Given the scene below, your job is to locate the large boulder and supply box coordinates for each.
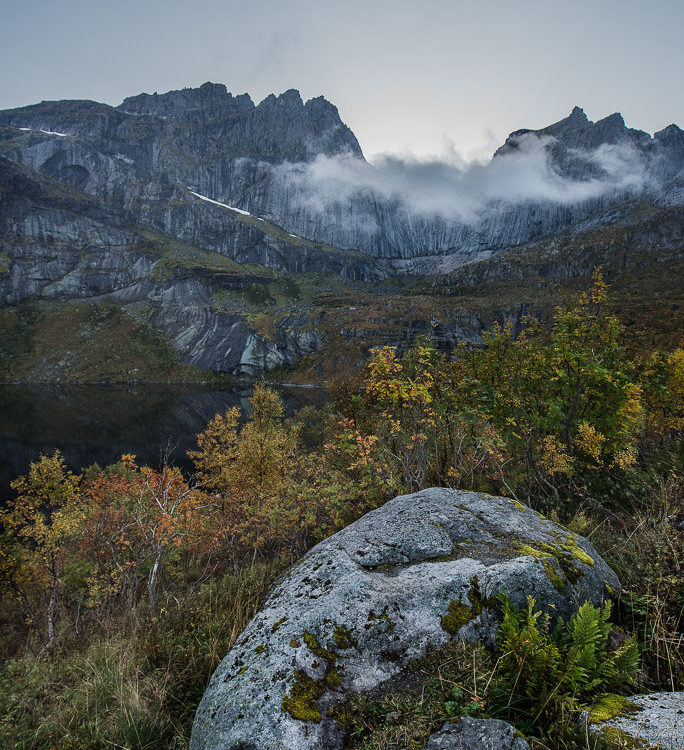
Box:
[190,488,620,750]
[583,692,684,749]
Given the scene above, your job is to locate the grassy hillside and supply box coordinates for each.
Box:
[0,301,218,383]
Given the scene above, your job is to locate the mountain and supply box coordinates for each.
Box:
[0,84,681,378]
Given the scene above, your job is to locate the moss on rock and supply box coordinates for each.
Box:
[333,625,357,650]
[303,632,338,664]
[271,616,288,633]
[542,558,566,592]
[589,694,640,724]
[441,600,475,635]
[281,670,325,723]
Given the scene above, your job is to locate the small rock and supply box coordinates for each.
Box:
[425,718,530,750]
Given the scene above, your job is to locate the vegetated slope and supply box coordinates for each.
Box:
[0,84,681,379]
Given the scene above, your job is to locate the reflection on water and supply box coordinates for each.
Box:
[0,383,326,498]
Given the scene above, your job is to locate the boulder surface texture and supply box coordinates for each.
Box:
[587,692,684,749]
[425,718,531,750]
[190,488,620,750]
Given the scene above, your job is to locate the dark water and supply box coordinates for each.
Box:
[0,383,326,498]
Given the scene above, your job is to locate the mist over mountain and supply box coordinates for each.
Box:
[0,83,681,375]
[274,105,680,220]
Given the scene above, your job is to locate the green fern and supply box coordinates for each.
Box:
[493,596,639,734]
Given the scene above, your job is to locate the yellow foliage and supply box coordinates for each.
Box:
[539,435,574,476]
[574,422,606,466]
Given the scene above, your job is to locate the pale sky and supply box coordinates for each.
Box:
[1,0,682,160]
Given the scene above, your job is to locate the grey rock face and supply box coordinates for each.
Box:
[2,87,682,376]
[425,718,530,750]
[585,692,684,749]
[190,488,619,750]
[0,158,330,375]
[1,88,681,270]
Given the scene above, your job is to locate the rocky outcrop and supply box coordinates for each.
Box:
[190,488,619,750]
[583,692,684,749]
[425,718,530,750]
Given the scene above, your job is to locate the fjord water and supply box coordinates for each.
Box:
[0,383,325,499]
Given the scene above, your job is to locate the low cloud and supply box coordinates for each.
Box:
[271,133,651,225]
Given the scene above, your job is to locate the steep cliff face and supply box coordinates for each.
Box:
[2,86,681,268]
[0,85,681,377]
[0,158,334,375]
[0,84,385,286]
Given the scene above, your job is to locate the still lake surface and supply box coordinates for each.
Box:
[0,383,326,498]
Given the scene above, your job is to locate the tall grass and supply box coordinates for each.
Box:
[575,471,683,691]
[0,559,287,749]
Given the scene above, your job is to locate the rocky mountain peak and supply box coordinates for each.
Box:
[118,82,254,117]
[569,105,588,121]
[304,95,346,128]
[549,105,591,133]
[257,88,304,113]
[654,122,683,146]
[591,112,629,142]
[494,106,659,160]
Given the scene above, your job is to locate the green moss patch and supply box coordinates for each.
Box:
[556,533,595,567]
[333,625,357,650]
[441,600,475,635]
[271,616,288,633]
[281,669,324,723]
[302,632,337,664]
[510,499,529,512]
[589,694,640,724]
[597,725,653,749]
[282,628,346,722]
[542,558,566,593]
[515,538,590,585]
[467,576,496,615]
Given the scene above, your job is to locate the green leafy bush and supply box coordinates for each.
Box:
[493,596,639,734]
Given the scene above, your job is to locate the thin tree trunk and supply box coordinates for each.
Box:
[46,554,58,655]
[147,550,163,609]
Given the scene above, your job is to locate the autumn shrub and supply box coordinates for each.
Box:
[0,451,85,655]
[345,271,681,517]
[189,383,386,563]
[344,337,508,496]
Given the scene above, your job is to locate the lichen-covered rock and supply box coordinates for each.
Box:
[584,692,683,749]
[190,488,620,750]
[425,718,530,750]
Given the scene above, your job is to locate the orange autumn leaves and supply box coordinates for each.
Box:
[0,383,383,651]
[0,451,206,649]
[189,384,380,560]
